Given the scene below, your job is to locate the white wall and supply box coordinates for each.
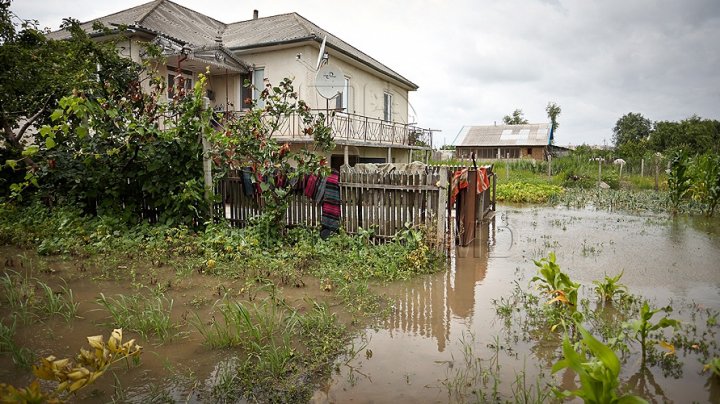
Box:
[234,44,411,124]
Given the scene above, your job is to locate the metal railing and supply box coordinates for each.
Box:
[217,110,433,148]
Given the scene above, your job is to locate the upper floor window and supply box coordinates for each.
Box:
[383,92,392,122]
[335,77,349,112]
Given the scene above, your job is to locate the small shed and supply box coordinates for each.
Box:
[455,123,553,161]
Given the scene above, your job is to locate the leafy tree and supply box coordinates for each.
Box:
[612,112,652,161]
[208,78,334,240]
[502,109,529,125]
[546,101,561,133]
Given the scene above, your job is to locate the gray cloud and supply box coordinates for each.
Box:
[10,0,720,147]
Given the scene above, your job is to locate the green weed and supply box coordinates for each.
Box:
[96,293,176,342]
[593,271,628,303]
[36,280,79,323]
[0,317,34,368]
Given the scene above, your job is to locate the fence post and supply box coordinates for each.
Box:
[202,98,213,220]
[436,167,448,251]
[641,158,645,177]
[598,159,602,188]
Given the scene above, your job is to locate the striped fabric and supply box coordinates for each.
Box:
[320,170,341,239]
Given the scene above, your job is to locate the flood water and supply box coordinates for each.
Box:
[315,206,720,403]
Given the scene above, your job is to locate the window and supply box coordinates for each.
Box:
[335,77,349,112]
[252,68,265,108]
[383,92,392,121]
[240,73,252,109]
[167,72,192,99]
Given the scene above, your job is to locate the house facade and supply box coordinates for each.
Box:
[454,123,553,161]
[48,0,432,169]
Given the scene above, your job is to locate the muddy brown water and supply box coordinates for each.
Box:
[314,206,720,403]
[1,206,719,403]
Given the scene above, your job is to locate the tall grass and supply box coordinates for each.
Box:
[96,293,176,342]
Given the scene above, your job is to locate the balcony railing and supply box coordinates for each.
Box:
[217,110,433,149]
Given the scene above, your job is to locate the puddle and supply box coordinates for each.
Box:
[316,206,720,403]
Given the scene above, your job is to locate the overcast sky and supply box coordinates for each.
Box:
[12,0,720,147]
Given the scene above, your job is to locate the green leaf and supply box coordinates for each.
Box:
[6,159,17,170]
[22,145,39,157]
[578,325,620,378]
[45,137,56,149]
[617,395,649,404]
[50,108,64,121]
[77,126,89,139]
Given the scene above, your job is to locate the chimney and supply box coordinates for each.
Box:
[253,10,259,19]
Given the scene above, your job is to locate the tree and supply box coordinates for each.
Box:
[612,112,652,161]
[502,109,529,125]
[208,77,334,241]
[546,102,561,133]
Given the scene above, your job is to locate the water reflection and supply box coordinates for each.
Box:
[385,218,496,352]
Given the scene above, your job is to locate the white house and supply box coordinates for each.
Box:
[49,0,432,169]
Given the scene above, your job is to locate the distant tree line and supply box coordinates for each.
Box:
[613,112,720,162]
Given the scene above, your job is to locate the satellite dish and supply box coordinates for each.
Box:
[315,64,344,99]
[315,36,327,70]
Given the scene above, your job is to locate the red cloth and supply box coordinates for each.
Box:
[450,168,469,205]
[477,167,490,193]
[304,174,318,198]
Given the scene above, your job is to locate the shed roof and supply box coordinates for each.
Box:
[456,123,552,147]
[47,0,418,90]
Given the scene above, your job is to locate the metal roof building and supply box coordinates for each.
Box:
[455,123,553,160]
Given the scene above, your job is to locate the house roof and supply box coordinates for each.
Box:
[47,0,418,90]
[456,123,553,147]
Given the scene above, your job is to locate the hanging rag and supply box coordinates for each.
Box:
[304,174,319,199]
[477,167,490,193]
[320,170,341,239]
[450,168,469,206]
[241,168,255,197]
[314,176,328,204]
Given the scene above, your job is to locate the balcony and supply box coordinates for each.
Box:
[217,110,433,149]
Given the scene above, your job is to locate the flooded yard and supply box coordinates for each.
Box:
[1,205,719,403]
[317,206,720,403]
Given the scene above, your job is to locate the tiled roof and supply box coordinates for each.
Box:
[456,124,552,147]
[47,0,418,90]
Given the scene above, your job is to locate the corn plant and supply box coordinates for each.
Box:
[593,271,628,303]
[689,153,720,216]
[552,324,647,404]
[667,150,691,212]
[531,252,580,317]
[623,302,679,366]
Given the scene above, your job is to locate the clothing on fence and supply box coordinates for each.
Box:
[241,168,255,197]
[314,176,328,204]
[450,168,469,206]
[320,170,341,239]
[304,174,319,198]
[477,167,490,193]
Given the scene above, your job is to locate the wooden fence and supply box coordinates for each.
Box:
[214,165,499,250]
[214,167,449,248]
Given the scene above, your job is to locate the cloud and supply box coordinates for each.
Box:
[10,0,720,147]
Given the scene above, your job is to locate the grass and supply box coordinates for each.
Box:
[36,280,79,323]
[0,316,34,368]
[192,296,349,402]
[96,293,176,342]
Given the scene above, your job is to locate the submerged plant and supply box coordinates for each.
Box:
[96,293,176,342]
[552,324,647,404]
[623,302,679,366]
[531,252,580,320]
[593,271,628,303]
